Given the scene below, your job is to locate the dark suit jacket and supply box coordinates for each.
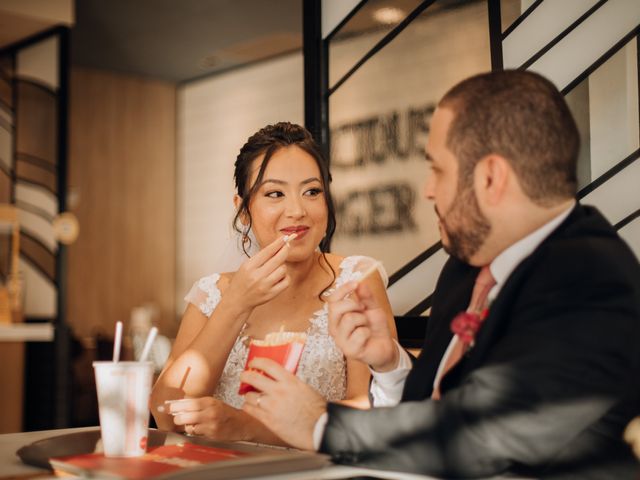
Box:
[321,205,640,479]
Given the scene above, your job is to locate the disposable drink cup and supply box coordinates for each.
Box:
[93,361,154,457]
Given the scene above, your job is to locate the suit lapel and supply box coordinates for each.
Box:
[402,258,478,401]
[441,205,589,390]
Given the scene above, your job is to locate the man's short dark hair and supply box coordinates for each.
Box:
[439,70,579,205]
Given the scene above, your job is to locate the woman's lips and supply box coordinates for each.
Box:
[281,227,309,240]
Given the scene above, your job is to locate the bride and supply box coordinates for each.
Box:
[150,122,395,445]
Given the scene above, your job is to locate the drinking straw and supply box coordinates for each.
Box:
[112,321,123,362]
[139,326,158,362]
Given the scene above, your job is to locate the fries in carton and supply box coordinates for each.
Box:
[239,328,306,395]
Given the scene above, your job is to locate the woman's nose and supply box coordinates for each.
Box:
[285,196,306,218]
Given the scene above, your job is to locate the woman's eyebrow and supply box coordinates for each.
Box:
[300,177,321,185]
[261,178,287,185]
[260,177,321,186]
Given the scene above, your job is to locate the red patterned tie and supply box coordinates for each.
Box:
[432,266,496,400]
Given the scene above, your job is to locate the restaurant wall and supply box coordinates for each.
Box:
[176,54,303,313]
[67,67,176,339]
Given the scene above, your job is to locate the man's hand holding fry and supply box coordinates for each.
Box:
[328,281,398,372]
[241,358,326,450]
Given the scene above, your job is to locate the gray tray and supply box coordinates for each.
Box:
[16,427,330,479]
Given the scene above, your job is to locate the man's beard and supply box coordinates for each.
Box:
[436,183,491,263]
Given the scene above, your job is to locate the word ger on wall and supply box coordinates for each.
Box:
[331,104,435,237]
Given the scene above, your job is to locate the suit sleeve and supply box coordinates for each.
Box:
[320,240,640,478]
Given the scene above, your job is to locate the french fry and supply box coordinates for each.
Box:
[355,261,382,285]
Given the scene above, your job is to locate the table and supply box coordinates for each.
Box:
[0,427,528,479]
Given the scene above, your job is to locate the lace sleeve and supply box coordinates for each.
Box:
[184,273,222,317]
[336,256,389,288]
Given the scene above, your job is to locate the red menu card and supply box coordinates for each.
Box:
[51,443,249,479]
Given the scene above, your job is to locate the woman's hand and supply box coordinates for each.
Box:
[222,235,293,314]
[163,397,250,440]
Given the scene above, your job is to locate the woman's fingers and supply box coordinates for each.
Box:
[258,240,291,276]
[172,411,203,426]
[162,397,211,415]
[249,235,288,267]
[263,264,288,287]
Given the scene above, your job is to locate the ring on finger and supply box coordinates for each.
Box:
[256,393,264,408]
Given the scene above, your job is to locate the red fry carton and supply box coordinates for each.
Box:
[238,331,306,395]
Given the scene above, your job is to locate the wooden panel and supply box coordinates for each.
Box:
[21,231,55,281]
[0,170,10,203]
[0,342,24,433]
[0,77,11,109]
[15,158,57,194]
[67,68,176,339]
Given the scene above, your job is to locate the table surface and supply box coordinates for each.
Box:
[0,427,528,480]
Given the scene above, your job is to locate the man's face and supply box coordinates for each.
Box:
[423,107,490,263]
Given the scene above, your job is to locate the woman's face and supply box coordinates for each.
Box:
[245,145,328,261]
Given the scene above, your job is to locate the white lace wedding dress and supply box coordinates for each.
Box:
[184,255,387,409]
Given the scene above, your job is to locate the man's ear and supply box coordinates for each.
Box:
[234,194,249,226]
[475,154,509,206]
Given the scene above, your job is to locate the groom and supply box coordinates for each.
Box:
[240,70,640,478]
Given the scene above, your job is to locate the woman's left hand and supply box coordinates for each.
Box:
[165,396,247,440]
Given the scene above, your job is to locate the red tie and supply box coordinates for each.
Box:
[432,266,496,400]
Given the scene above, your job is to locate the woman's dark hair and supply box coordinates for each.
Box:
[232,122,336,297]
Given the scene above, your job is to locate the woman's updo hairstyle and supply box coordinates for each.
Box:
[233,122,336,256]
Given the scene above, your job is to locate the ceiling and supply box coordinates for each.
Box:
[3,0,482,84]
[70,0,303,83]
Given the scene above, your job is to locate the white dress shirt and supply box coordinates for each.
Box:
[313,202,576,449]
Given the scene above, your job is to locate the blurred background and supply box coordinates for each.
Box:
[0,0,638,433]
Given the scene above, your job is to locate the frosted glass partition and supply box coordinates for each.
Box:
[328,0,424,89]
[327,0,490,276]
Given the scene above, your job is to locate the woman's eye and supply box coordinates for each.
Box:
[265,191,284,198]
[304,188,323,197]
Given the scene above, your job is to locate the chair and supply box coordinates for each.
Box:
[0,204,23,323]
[395,315,429,350]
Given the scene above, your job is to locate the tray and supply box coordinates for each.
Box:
[16,427,330,479]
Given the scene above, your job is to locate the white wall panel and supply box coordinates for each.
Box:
[322,0,362,39]
[20,258,56,316]
[582,159,640,227]
[619,217,640,260]
[387,248,448,315]
[527,0,640,91]
[17,207,57,252]
[15,183,58,218]
[589,41,639,178]
[0,126,11,171]
[16,36,59,89]
[503,0,599,69]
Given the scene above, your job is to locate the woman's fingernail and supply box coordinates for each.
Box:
[157,405,166,413]
[283,233,298,244]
